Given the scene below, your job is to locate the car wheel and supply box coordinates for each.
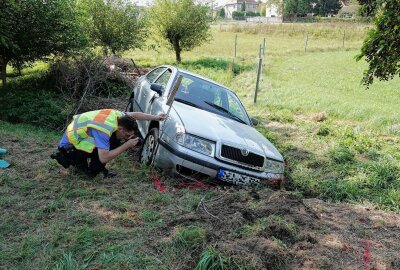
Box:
[140,127,159,166]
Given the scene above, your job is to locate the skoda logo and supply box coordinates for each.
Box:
[241,148,249,156]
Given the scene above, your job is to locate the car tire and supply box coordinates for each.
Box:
[140,127,159,166]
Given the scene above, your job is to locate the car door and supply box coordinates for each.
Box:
[138,68,173,134]
[133,67,166,113]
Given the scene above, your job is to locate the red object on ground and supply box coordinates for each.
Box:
[174,179,208,190]
[362,239,372,270]
[152,174,167,192]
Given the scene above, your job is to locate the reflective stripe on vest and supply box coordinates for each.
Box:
[66,109,123,153]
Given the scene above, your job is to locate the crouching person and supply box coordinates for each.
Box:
[51,109,167,178]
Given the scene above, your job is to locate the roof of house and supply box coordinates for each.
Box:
[225,0,259,5]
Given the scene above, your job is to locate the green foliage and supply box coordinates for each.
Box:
[283,0,312,17]
[356,0,400,86]
[260,4,266,16]
[317,124,331,136]
[283,0,341,17]
[313,0,342,16]
[175,226,206,248]
[0,0,87,88]
[149,0,211,63]
[195,246,232,270]
[83,0,147,55]
[329,144,355,164]
[217,8,225,18]
[358,0,383,17]
[232,11,246,20]
[0,84,66,130]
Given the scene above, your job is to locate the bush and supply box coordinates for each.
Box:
[0,76,67,130]
[49,53,132,100]
[232,11,245,20]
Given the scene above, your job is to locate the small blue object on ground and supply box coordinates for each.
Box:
[0,148,7,155]
[0,160,10,168]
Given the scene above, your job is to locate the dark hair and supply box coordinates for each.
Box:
[118,115,138,133]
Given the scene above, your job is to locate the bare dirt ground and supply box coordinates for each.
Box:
[173,190,400,269]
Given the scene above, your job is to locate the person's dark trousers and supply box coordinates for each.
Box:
[55,133,121,178]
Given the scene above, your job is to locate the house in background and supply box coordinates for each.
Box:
[224,0,260,19]
[265,0,283,22]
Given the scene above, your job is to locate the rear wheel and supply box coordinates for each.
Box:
[140,128,159,166]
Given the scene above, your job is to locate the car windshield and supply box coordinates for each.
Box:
[174,73,250,125]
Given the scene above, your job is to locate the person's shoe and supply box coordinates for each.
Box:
[103,170,118,178]
[51,152,70,169]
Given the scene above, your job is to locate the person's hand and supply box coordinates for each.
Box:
[125,137,140,148]
[156,113,168,121]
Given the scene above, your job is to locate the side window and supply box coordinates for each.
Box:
[154,69,172,90]
[146,68,166,83]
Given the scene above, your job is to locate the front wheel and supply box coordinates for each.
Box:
[140,128,159,166]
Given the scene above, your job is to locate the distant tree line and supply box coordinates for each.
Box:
[282,0,342,18]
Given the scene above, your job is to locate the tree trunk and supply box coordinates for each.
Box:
[0,56,7,90]
[174,41,181,63]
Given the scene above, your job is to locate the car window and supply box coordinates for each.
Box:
[174,73,249,125]
[154,69,172,90]
[146,68,166,83]
[227,92,247,121]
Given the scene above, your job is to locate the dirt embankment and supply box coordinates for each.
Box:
[168,189,400,269]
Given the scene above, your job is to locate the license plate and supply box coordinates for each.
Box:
[217,169,260,185]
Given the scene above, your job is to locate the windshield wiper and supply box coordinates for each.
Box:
[175,98,200,108]
[204,101,247,124]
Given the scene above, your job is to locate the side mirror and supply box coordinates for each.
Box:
[150,83,163,96]
[250,117,259,126]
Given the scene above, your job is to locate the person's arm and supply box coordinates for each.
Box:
[98,138,139,164]
[126,112,167,121]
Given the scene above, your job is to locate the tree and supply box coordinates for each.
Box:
[0,0,87,89]
[283,0,312,18]
[241,1,246,11]
[217,8,226,18]
[358,0,383,17]
[260,4,266,16]
[312,0,342,16]
[83,0,147,55]
[356,0,400,86]
[149,0,211,63]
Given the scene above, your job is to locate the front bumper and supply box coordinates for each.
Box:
[155,139,284,185]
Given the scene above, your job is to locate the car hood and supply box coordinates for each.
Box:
[173,102,283,162]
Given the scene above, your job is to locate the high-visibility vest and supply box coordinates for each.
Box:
[66,109,124,153]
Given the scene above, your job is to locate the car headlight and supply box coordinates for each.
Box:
[175,133,215,156]
[265,159,284,174]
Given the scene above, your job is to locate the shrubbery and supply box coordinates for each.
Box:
[0,54,134,130]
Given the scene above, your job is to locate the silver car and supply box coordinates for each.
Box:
[129,65,284,185]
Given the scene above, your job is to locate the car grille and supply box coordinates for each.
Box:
[220,145,264,170]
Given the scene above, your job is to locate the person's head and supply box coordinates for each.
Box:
[116,115,139,140]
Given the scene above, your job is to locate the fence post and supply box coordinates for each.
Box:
[305,32,309,53]
[234,34,237,58]
[263,38,266,57]
[254,45,263,104]
[342,30,346,49]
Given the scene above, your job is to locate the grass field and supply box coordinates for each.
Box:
[1,22,400,269]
